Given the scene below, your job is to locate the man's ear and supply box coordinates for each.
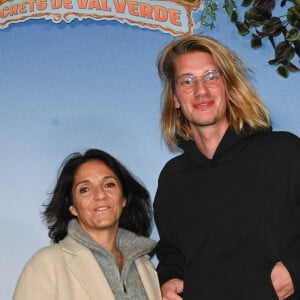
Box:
[69,205,78,217]
[174,95,181,108]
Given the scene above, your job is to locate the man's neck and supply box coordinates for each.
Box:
[191,121,229,159]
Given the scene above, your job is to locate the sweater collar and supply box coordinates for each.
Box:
[67,219,156,261]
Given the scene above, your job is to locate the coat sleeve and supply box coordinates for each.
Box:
[13,249,57,300]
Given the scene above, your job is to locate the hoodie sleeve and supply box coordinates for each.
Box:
[279,134,300,294]
[154,221,185,285]
[154,168,185,286]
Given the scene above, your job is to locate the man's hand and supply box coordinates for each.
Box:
[161,278,184,300]
[271,261,294,300]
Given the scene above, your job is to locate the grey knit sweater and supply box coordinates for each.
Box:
[68,219,156,300]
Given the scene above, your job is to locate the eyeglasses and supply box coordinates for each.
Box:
[175,70,220,91]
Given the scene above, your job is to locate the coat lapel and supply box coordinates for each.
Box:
[61,236,115,300]
[135,256,162,300]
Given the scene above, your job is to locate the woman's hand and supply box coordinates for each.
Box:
[271,261,294,300]
[161,278,184,300]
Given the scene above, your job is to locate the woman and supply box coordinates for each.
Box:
[13,149,161,300]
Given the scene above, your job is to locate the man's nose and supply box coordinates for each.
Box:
[194,78,209,96]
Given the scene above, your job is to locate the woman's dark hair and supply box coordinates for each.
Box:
[43,149,152,243]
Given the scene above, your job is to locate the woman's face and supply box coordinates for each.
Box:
[70,160,126,236]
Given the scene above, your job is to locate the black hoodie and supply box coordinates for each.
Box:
[154,126,300,299]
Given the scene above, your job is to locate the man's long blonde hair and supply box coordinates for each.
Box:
[158,35,271,145]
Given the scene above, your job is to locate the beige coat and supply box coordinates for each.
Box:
[13,235,162,300]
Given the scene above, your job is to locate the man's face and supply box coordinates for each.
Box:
[173,51,228,131]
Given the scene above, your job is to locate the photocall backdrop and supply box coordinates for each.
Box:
[1,1,299,298]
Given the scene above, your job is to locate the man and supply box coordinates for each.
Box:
[154,35,300,300]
